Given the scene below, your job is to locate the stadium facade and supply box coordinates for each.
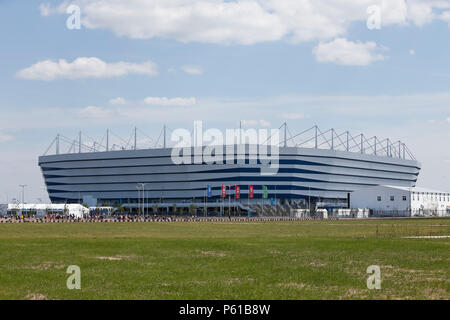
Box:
[39,127,421,211]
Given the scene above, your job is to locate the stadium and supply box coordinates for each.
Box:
[38,124,421,214]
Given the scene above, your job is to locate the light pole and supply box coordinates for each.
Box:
[19,185,27,216]
[19,185,27,204]
[137,183,148,216]
[308,186,311,216]
[228,184,231,218]
[136,186,141,215]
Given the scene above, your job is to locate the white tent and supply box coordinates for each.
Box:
[7,203,89,218]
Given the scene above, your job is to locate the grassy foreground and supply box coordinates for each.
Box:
[0,219,449,300]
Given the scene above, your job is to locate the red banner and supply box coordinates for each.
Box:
[235,186,240,199]
[249,185,254,199]
[221,184,227,198]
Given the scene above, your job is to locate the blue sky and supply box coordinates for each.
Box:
[0,0,449,202]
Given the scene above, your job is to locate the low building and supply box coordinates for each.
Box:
[7,203,89,218]
[350,185,450,217]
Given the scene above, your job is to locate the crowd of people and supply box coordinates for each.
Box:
[0,214,336,223]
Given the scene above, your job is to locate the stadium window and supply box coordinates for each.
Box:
[377,196,381,201]
[403,196,407,201]
[390,196,394,201]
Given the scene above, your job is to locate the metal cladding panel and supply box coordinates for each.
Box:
[39,146,421,203]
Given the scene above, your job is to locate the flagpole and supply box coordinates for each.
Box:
[234,184,236,217]
[261,186,263,217]
[228,184,231,218]
[248,186,250,217]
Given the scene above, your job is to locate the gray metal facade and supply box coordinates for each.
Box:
[39,145,421,206]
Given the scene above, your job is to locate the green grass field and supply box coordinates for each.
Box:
[0,219,449,300]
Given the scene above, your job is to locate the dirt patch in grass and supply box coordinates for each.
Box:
[277,282,308,290]
[26,293,47,300]
[197,250,227,257]
[224,277,255,285]
[28,262,65,270]
[309,261,327,267]
[424,287,449,300]
[340,288,369,299]
[96,256,123,261]
[96,254,138,261]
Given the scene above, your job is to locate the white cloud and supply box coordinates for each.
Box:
[181,65,203,75]
[17,57,158,81]
[440,11,450,25]
[77,106,114,119]
[280,112,307,120]
[41,1,450,45]
[39,3,52,16]
[0,132,13,143]
[409,49,416,55]
[407,1,435,26]
[240,120,271,128]
[144,97,197,106]
[313,38,386,66]
[39,2,68,16]
[447,117,450,123]
[259,120,271,127]
[109,97,127,105]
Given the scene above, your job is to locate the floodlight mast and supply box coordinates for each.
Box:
[163,125,166,148]
[134,127,137,150]
[19,184,27,209]
[137,183,149,216]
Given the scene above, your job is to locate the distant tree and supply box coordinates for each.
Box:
[117,203,125,215]
[172,203,177,215]
[189,204,196,216]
